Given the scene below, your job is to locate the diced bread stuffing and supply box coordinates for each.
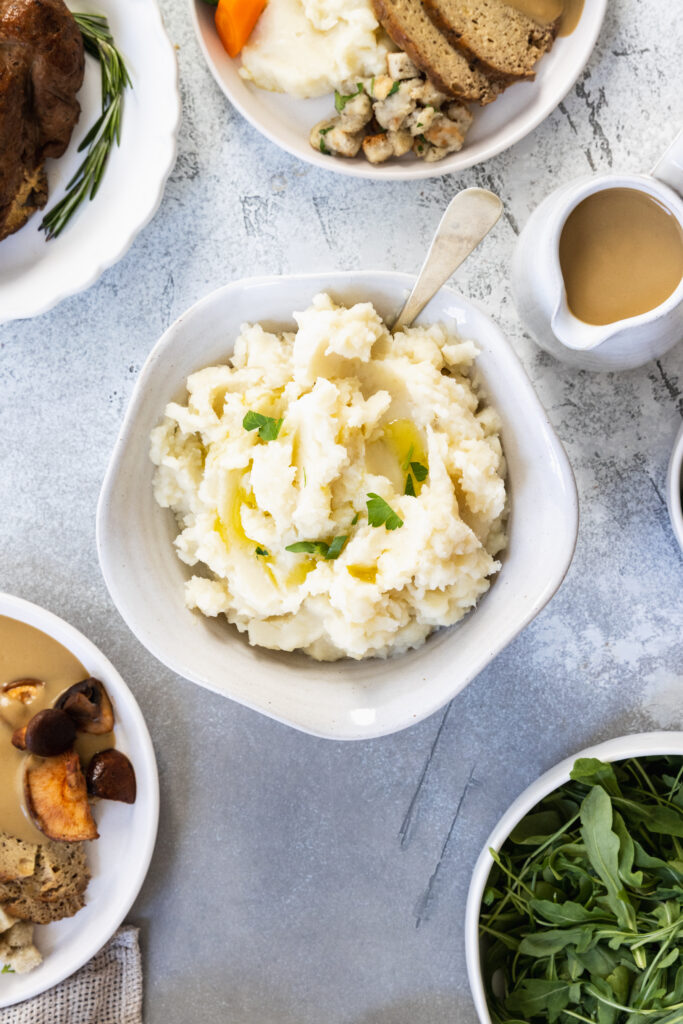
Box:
[310,49,472,164]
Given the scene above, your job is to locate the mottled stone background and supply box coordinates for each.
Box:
[1,1,682,1021]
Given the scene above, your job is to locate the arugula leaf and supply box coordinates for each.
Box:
[571,757,622,797]
[580,786,637,931]
[242,411,283,441]
[255,546,269,558]
[366,493,403,530]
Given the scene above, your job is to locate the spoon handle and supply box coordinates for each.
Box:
[392,188,503,332]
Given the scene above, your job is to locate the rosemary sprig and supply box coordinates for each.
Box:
[40,13,131,240]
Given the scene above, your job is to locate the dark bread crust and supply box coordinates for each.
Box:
[423,0,558,80]
[0,0,84,240]
[371,0,508,104]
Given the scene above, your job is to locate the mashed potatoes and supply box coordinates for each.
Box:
[239,0,390,98]
[150,294,507,661]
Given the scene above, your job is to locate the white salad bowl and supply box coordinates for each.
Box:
[0,592,159,1008]
[190,0,607,180]
[465,731,683,1024]
[667,421,683,553]
[96,271,578,740]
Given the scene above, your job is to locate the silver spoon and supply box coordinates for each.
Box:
[392,187,503,332]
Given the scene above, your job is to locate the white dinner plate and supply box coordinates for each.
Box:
[0,593,159,1008]
[0,0,180,325]
[190,0,607,180]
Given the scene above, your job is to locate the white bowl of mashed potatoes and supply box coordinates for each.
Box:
[97,272,578,739]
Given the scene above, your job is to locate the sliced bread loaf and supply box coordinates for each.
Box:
[371,0,506,104]
[423,0,558,79]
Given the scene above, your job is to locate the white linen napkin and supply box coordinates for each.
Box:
[0,926,142,1024]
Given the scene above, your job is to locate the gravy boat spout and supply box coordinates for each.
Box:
[550,297,623,352]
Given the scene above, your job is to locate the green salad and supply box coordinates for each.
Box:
[480,756,683,1024]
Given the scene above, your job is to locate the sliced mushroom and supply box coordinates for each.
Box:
[24,708,76,757]
[55,678,114,735]
[86,749,137,804]
[0,678,44,730]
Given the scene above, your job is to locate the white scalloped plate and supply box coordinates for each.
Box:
[190,0,606,180]
[0,593,159,1008]
[0,0,180,324]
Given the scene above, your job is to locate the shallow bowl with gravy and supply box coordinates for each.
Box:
[0,593,158,1009]
[96,270,578,741]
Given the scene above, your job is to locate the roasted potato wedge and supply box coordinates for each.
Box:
[24,751,99,842]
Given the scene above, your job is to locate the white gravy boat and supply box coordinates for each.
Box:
[512,129,683,371]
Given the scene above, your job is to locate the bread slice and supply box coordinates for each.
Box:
[0,840,89,922]
[423,0,558,79]
[0,833,38,883]
[371,0,507,104]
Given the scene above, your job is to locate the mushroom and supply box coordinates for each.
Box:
[86,749,136,804]
[55,677,114,735]
[23,708,76,757]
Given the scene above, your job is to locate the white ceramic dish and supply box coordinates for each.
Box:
[190,0,606,180]
[0,593,159,1009]
[97,271,578,740]
[668,421,683,553]
[465,732,683,1024]
[0,0,180,325]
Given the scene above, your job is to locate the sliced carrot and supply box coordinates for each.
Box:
[215,0,266,58]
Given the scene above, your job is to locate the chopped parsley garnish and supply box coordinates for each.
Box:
[242,411,283,441]
[366,493,403,531]
[319,125,333,134]
[255,546,270,558]
[410,461,428,482]
[320,139,330,154]
[1,965,14,974]
[351,512,360,525]
[388,80,400,96]
[286,536,348,560]
[334,83,363,112]
[405,474,416,497]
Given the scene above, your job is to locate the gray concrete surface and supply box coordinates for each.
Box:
[1,0,682,1020]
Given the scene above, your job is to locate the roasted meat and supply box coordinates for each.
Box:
[0,0,84,241]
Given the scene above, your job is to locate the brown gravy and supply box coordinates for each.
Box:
[0,616,114,845]
[559,188,683,327]
[506,0,584,35]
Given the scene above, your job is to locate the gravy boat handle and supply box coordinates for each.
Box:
[652,127,683,197]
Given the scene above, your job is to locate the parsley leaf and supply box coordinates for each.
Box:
[242,411,283,441]
[410,461,428,482]
[1,965,14,974]
[351,512,360,525]
[255,546,269,558]
[286,536,348,560]
[334,83,363,112]
[366,493,403,530]
[325,535,348,560]
[405,474,416,497]
[286,541,326,556]
[388,80,400,96]
[401,444,415,472]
